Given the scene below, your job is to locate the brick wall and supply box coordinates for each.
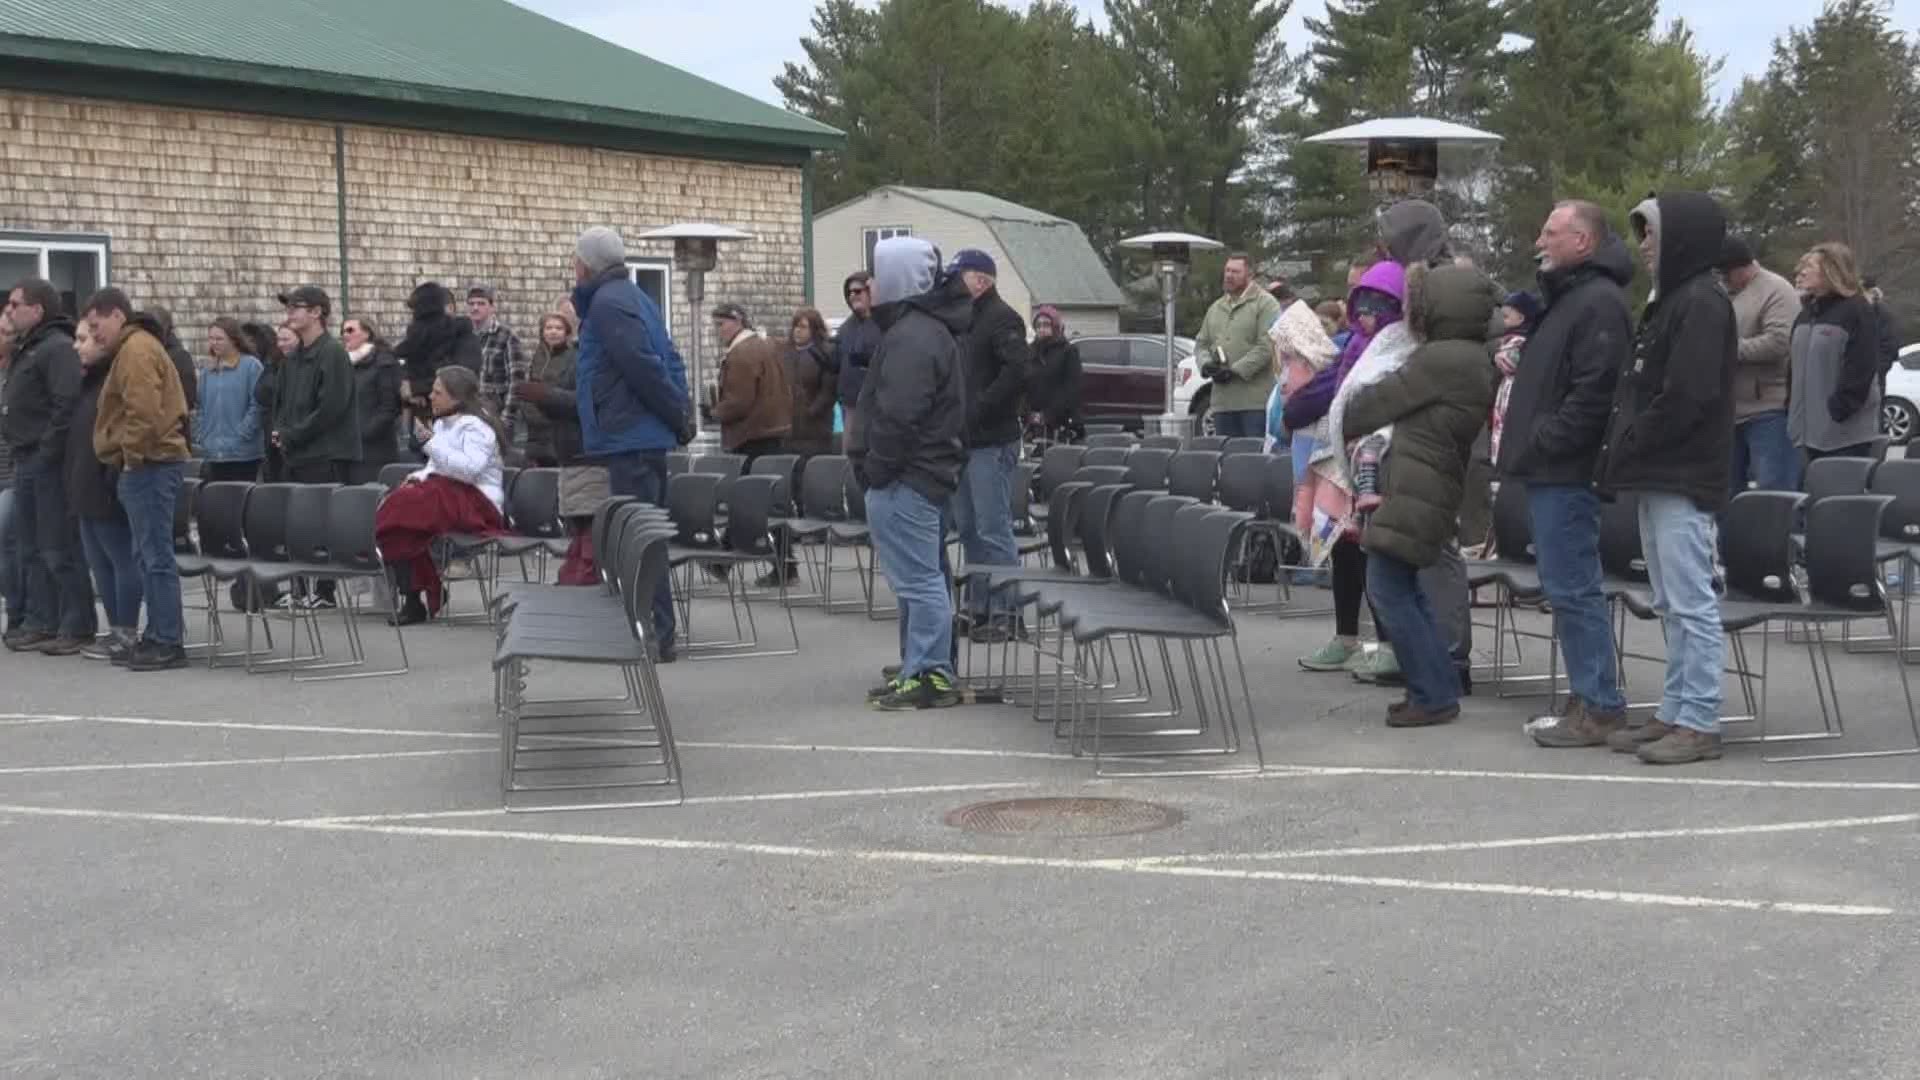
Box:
[0,90,807,383]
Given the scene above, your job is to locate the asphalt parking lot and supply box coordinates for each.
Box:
[3,579,1918,1078]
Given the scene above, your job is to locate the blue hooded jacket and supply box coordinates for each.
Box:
[194,354,265,463]
[571,267,690,455]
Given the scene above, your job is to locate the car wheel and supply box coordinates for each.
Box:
[1188,387,1214,436]
[1883,398,1917,447]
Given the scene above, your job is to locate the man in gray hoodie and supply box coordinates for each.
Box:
[849,236,972,711]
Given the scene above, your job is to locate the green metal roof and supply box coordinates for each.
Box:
[874,187,1126,309]
[0,0,841,156]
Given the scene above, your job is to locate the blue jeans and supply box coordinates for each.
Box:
[1366,550,1460,710]
[78,515,143,630]
[1212,409,1266,439]
[14,454,97,638]
[1638,492,1723,734]
[1730,410,1801,496]
[117,462,186,648]
[0,487,18,628]
[867,482,954,680]
[1528,484,1625,712]
[599,450,675,654]
[949,442,1019,617]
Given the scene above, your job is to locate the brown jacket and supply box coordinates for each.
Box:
[94,326,190,469]
[712,330,791,450]
[785,341,838,454]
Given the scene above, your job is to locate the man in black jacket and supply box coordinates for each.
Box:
[945,249,1029,640]
[2,278,96,654]
[271,285,360,609]
[1598,192,1738,766]
[1501,200,1635,749]
[850,236,971,711]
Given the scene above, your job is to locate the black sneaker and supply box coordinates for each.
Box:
[870,672,961,711]
[303,593,339,611]
[3,628,52,652]
[34,634,93,657]
[124,642,189,672]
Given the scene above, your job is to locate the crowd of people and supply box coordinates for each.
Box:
[0,205,1908,759]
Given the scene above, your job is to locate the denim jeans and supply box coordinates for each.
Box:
[1366,550,1460,710]
[0,487,18,628]
[1730,410,1802,496]
[79,515,143,630]
[867,482,954,680]
[1527,484,1625,712]
[14,454,97,637]
[1212,409,1266,439]
[117,462,186,648]
[949,442,1019,617]
[1638,491,1723,734]
[599,450,676,653]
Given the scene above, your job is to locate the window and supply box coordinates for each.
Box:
[1077,339,1126,368]
[862,226,913,273]
[0,232,109,317]
[625,258,673,335]
[1129,339,1177,369]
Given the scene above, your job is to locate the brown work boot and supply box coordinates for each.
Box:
[1607,718,1674,754]
[1638,726,1723,765]
[1387,701,1460,728]
[1528,698,1627,748]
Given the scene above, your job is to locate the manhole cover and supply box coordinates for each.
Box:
[944,797,1182,838]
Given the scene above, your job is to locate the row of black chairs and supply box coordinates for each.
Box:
[1081,433,1267,456]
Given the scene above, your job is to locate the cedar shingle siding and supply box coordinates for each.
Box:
[0,90,806,367]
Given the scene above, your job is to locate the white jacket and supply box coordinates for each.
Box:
[410,413,505,511]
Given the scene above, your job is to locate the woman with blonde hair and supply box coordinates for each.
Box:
[512,311,610,584]
[1788,241,1881,463]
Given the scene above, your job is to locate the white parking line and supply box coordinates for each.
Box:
[1137,813,1920,865]
[0,713,490,740]
[1263,763,1920,793]
[0,748,493,776]
[0,801,1893,918]
[299,780,1048,823]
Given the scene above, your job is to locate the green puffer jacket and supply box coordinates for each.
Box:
[1344,264,1500,569]
[1194,285,1283,413]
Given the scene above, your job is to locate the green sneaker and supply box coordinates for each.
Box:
[871,672,961,711]
[1351,645,1400,684]
[1299,638,1361,672]
[867,677,900,702]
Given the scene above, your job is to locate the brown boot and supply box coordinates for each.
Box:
[1528,698,1627,748]
[1607,718,1674,754]
[1638,726,1723,765]
[1387,702,1460,728]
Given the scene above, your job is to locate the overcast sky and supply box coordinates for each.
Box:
[518,0,1914,110]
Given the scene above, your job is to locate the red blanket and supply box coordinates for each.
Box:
[375,474,506,614]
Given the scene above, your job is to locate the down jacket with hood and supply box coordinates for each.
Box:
[849,236,971,503]
[1595,192,1737,512]
[1344,264,1501,569]
[1495,233,1636,486]
[394,282,483,397]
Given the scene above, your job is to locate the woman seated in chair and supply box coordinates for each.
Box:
[374,365,507,625]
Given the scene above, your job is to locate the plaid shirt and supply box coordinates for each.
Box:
[474,321,526,434]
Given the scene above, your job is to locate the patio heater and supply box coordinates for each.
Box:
[1301,116,1502,205]
[1118,231,1222,439]
[638,223,755,457]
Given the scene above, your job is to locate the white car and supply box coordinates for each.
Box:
[1883,343,1920,446]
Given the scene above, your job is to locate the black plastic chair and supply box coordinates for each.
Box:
[1083,446,1131,469]
[1214,454,1269,516]
[1035,445,1089,506]
[1184,435,1229,453]
[668,473,800,659]
[1166,451,1222,502]
[750,454,802,516]
[775,455,851,608]
[377,462,415,490]
[1085,433,1134,450]
[1122,447,1176,491]
[667,451,691,477]
[1139,435,1183,451]
[1222,437,1265,457]
[490,468,568,583]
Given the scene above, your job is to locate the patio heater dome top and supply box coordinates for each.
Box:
[1119,231,1226,251]
[638,223,757,240]
[1301,117,1502,147]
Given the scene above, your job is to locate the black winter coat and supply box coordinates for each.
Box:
[1028,336,1083,426]
[1496,238,1635,486]
[352,348,403,468]
[395,285,483,399]
[959,287,1029,447]
[1596,192,1737,513]
[851,277,972,503]
[272,332,361,466]
[2,317,81,459]
[63,361,121,522]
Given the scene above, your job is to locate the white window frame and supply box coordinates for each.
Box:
[862,225,913,272]
[625,257,673,335]
[0,231,110,314]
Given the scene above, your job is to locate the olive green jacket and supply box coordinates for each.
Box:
[1194,284,1283,413]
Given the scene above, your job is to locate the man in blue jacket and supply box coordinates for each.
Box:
[571,226,692,660]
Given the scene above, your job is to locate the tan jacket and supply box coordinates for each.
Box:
[94,326,190,469]
[1730,265,1799,420]
[712,330,792,450]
